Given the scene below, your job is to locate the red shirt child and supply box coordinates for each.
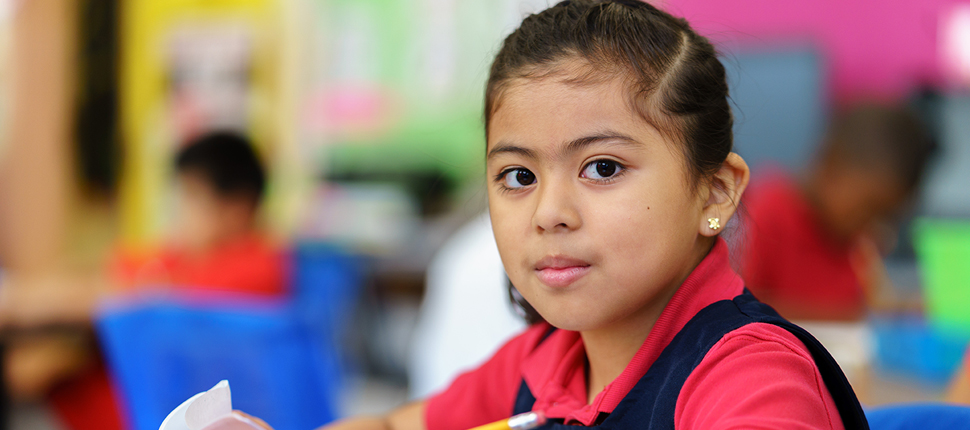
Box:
[111,233,289,297]
[426,240,844,430]
[740,171,869,321]
[51,132,288,430]
[741,102,935,321]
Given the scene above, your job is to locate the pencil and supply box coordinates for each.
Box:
[468,412,546,430]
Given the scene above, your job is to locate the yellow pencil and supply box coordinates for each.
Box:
[468,412,547,430]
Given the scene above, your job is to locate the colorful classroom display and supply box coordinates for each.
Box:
[120,0,306,248]
[915,219,970,337]
[119,0,554,249]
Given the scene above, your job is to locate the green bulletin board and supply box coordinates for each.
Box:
[308,0,538,188]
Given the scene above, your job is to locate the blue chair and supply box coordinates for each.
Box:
[97,244,363,430]
[869,313,969,386]
[866,403,970,429]
[291,242,365,348]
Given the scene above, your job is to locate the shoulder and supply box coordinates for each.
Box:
[107,245,176,289]
[675,323,844,430]
[707,322,816,361]
[425,323,552,430]
[474,322,554,371]
[232,233,288,260]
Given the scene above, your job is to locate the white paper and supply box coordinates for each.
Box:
[185,381,233,429]
[160,393,205,430]
[160,381,264,430]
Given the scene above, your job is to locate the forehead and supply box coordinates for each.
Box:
[486,75,669,155]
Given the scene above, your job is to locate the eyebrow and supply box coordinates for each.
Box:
[486,144,538,161]
[561,132,642,156]
[487,132,642,161]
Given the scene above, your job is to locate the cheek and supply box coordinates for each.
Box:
[488,193,546,293]
[587,180,700,265]
[587,202,658,264]
[590,179,696,232]
[489,200,528,265]
[178,199,219,240]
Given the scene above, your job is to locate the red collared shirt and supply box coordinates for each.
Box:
[112,233,290,297]
[426,239,844,429]
[740,170,867,320]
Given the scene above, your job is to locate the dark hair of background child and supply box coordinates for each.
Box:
[175,132,267,206]
[485,0,734,324]
[821,103,937,194]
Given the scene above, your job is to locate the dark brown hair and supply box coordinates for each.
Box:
[820,102,936,193]
[486,0,733,190]
[176,132,267,206]
[487,0,734,324]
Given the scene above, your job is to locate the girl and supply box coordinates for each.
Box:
[251,0,868,428]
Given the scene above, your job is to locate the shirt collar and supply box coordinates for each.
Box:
[521,238,745,425]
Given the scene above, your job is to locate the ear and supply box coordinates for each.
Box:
[699,152,749,237]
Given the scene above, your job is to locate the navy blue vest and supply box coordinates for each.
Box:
[512,290,869,429]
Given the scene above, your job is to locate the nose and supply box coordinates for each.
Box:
[532,178,582,233]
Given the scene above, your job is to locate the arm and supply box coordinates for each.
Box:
[852,234,895,313]
[242,323,545,430]
[318,402,427,430]
[854,227,920,314]
[676,324,845,430]
[238,401,427,430]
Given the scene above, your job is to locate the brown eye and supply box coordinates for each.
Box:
[582,159,622,180]
[503,168,536,188]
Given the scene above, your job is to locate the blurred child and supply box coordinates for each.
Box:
[245,1,867,428]
[741,104,935,321]
[112,131,289,297]
[6,132,289,430]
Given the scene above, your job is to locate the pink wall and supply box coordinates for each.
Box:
[665,0,965,102]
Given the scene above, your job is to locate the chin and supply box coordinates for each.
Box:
[535,307,606,332]
[546,320,592,332]
[520,289,597,331]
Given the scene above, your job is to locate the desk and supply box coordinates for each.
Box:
[797,319,960,407]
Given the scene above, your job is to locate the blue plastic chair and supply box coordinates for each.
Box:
[866,403,970,429]
[291,242,365,348]
[97,244,363,430]
[869,313,969,386]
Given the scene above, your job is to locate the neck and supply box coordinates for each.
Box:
[580,306,661,404]
[801,168,848,242]
[580,237,714,404]
[184,223,256,257]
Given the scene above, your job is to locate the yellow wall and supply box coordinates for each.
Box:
[119,0,303,249]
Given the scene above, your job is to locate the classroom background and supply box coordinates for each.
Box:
[0,0,969,429]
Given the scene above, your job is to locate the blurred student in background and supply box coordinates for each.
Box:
[740,103,936,321]
[3,131,289,430]
[111,131,289,297]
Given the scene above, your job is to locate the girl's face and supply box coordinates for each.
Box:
[486,72,715,333]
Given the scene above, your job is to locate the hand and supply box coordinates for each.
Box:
[233,411,274,430]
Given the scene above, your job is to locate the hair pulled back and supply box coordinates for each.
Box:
[488,0,734,324]
[486,0,733,189]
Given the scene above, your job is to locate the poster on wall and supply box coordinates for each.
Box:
[293,0,555,244]
[119,0,304,249]
[167,25,253,143]
[301,0,553,184]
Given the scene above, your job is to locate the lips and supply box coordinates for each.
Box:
[534,256,591,288]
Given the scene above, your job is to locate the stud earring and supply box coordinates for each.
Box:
[708,217,721,231]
